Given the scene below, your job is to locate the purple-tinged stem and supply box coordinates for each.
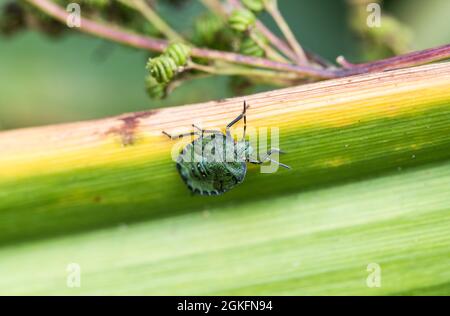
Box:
[26,0,336,78]
[26,0,450,80]
[338,44,450,75]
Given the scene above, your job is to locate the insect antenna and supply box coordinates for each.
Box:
[268,158,291,169]
[247,158,291,169]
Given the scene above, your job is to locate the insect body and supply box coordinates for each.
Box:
[163,101,290,195]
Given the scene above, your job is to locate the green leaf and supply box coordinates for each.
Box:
[0,63,449,295]
[0,160,449,295]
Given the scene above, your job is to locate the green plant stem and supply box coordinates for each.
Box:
[119,0,185,42]
[249,31,289,63]
[187,61,300,81]
[226,0,299,64]
[1,62,450,246]
[25,0,450,78]
[264,0,308,65]
[254,21,299,63]
[25,0,335,78]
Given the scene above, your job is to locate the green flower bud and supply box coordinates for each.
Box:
[145,75,167,99]
[165,43,191,67]
[228,9,256,32]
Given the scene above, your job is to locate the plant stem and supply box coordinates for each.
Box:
[336,55,356,68]
[255,21,298,62]
[215,0,288,63]
[306,50,335,68]
[226,0,299,63]
[188,61,301,81]
[25,0,450,79]
[118,0,184,42]
[1,62,450,251]
[264,0,308,65]
[337,45,450,75]
[25,0,335,78]
[257,22,333,68]
[191,47,334,77]
[249,31,289,63]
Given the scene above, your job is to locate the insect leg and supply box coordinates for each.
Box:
[191,124,204,138]
[192,124,223,137]
[247,159,263,165]
[162,130,199,140]
[267,148,287,155]
[248,158,291,169]
[268,159,291,169]
[260,148,287,160]
[247,149,291,169]
[243,101,247,140]
[226,101,250,138]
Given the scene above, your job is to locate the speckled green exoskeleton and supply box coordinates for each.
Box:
[163,101,290,195]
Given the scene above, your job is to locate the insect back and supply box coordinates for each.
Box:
[163,101,290,196]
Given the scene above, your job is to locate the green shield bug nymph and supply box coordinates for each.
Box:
[162,101,290,195]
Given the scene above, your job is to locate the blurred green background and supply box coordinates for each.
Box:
[0,0,449,130]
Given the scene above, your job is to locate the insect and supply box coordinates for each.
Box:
[162,101,290,195]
